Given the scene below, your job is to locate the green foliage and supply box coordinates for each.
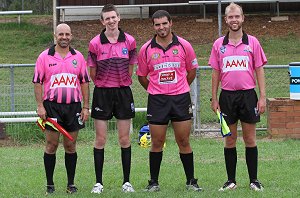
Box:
[1,0,52,14]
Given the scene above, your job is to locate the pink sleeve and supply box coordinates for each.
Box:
[32,53,45,84]
[78,52,90,83]
[87,40,97,68]
[253,38,267,68]
[184,41,199,71]
[136,45,149,76]
[129,38,138,65]
[208,40,221,71]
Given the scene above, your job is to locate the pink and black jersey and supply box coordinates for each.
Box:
[87,28,137,88]
[208,32,267,91]
[32,45,90,104]
[137,34,198,95]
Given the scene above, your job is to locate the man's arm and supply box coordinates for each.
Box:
[80,82,90,122]
[211,69,220,113]
[34,83,46,120]
[89,67,96,83]
[255,66,266,114]
[186,68,196,85]
[138,76,149,91]
[128,64,134,77]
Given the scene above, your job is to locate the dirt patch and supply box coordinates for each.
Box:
[67,14,300,45]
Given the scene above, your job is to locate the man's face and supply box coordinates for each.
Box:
[153,16,172,38]
[101,11,120,30]
[225,8,244,32]
[55,25,72,48]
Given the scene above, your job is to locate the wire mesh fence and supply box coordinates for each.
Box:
[0,64,290,140]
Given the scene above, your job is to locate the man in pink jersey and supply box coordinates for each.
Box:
[87,4,137,193]
[33,23,90,195]
[137,10,202,192]
[209,3,267,192]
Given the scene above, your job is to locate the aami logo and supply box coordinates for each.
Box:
[50,73,77,89]
[290,77,300,84]
[222,56,249,72]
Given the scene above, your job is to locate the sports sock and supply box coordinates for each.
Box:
[94,148,104,184]
[180,152,194,184]
[121,146,131,184]
[224,147,237,182]
[149,151,163,183]
[44,152,56,185]
[246,146,258,182]
[65,152,77,186]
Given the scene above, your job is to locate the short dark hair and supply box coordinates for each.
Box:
[100,4,119,20]
[151,10,172,24]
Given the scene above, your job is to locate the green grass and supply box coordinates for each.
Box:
[0,134,300,197]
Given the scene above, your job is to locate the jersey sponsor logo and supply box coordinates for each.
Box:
[50,73,77,89]
[72,59,77,68]
[222,56,249,72]
[49,63,57,67]
[244,45,253,53]
[172,49,178,55]
[158,70,177,84]
[153,62,180,71]
[192,58,198,66]
[122,48,128,55]
[151,52,160,60]
[220,45,226,54]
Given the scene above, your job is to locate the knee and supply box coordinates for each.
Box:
[119,135,130,148]
[151,139,165,150]
[225,136,237,147]
[95,135,106,148]
[45,141,59,154]
[243,136,256,147]
[176,137,190,148]
[64,142,76,153]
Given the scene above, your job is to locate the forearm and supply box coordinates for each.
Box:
[211,69,220,101]
[34,83,44,108]
[128,64,134,77]
[80,82,90,108]
[186,68,196,85]
[256,67,266,98]
[138,76,149,90]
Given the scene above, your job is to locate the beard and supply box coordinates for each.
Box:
[228,24,242,32]
[57,40,70,48]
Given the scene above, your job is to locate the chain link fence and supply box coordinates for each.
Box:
[0,64,290,140]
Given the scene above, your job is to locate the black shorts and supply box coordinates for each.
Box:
[91,86,135,120]
[43,100,85,132]
[147,92,193,125]
[219,89,260,125]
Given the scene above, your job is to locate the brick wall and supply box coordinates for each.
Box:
[267,98,300,138]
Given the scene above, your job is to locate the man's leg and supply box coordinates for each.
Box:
[44,130,60,194]
[63,131,79,188]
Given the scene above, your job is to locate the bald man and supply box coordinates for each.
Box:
[33,23,90,195]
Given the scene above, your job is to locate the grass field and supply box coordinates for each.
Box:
[0,134,300,197]
[1,15,300,198]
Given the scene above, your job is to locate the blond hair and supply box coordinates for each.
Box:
[225,2,243,16]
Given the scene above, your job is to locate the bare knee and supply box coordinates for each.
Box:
[119,135,130,148]
[45,141,59,154]
[64,141,76,153]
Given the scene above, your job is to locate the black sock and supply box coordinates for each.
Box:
[246,146,258,182]
[121,146,131,184]
[180,152,194,184]
[149,151,163,182]
[224,147,237,182]
[94,148,104,184]
[44,153,56,186]
[65,152,77,186]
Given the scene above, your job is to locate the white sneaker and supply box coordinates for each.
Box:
[91,183,103,194]
[122,182,135,192]
[250,180,264,191]
[219,180,237,191]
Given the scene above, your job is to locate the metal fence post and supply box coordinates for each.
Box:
[10,65,15,112]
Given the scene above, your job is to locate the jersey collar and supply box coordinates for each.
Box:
[150,33,179,51]
[48,45,76,56]
[222,31,249,45]
[100,28,126,44]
